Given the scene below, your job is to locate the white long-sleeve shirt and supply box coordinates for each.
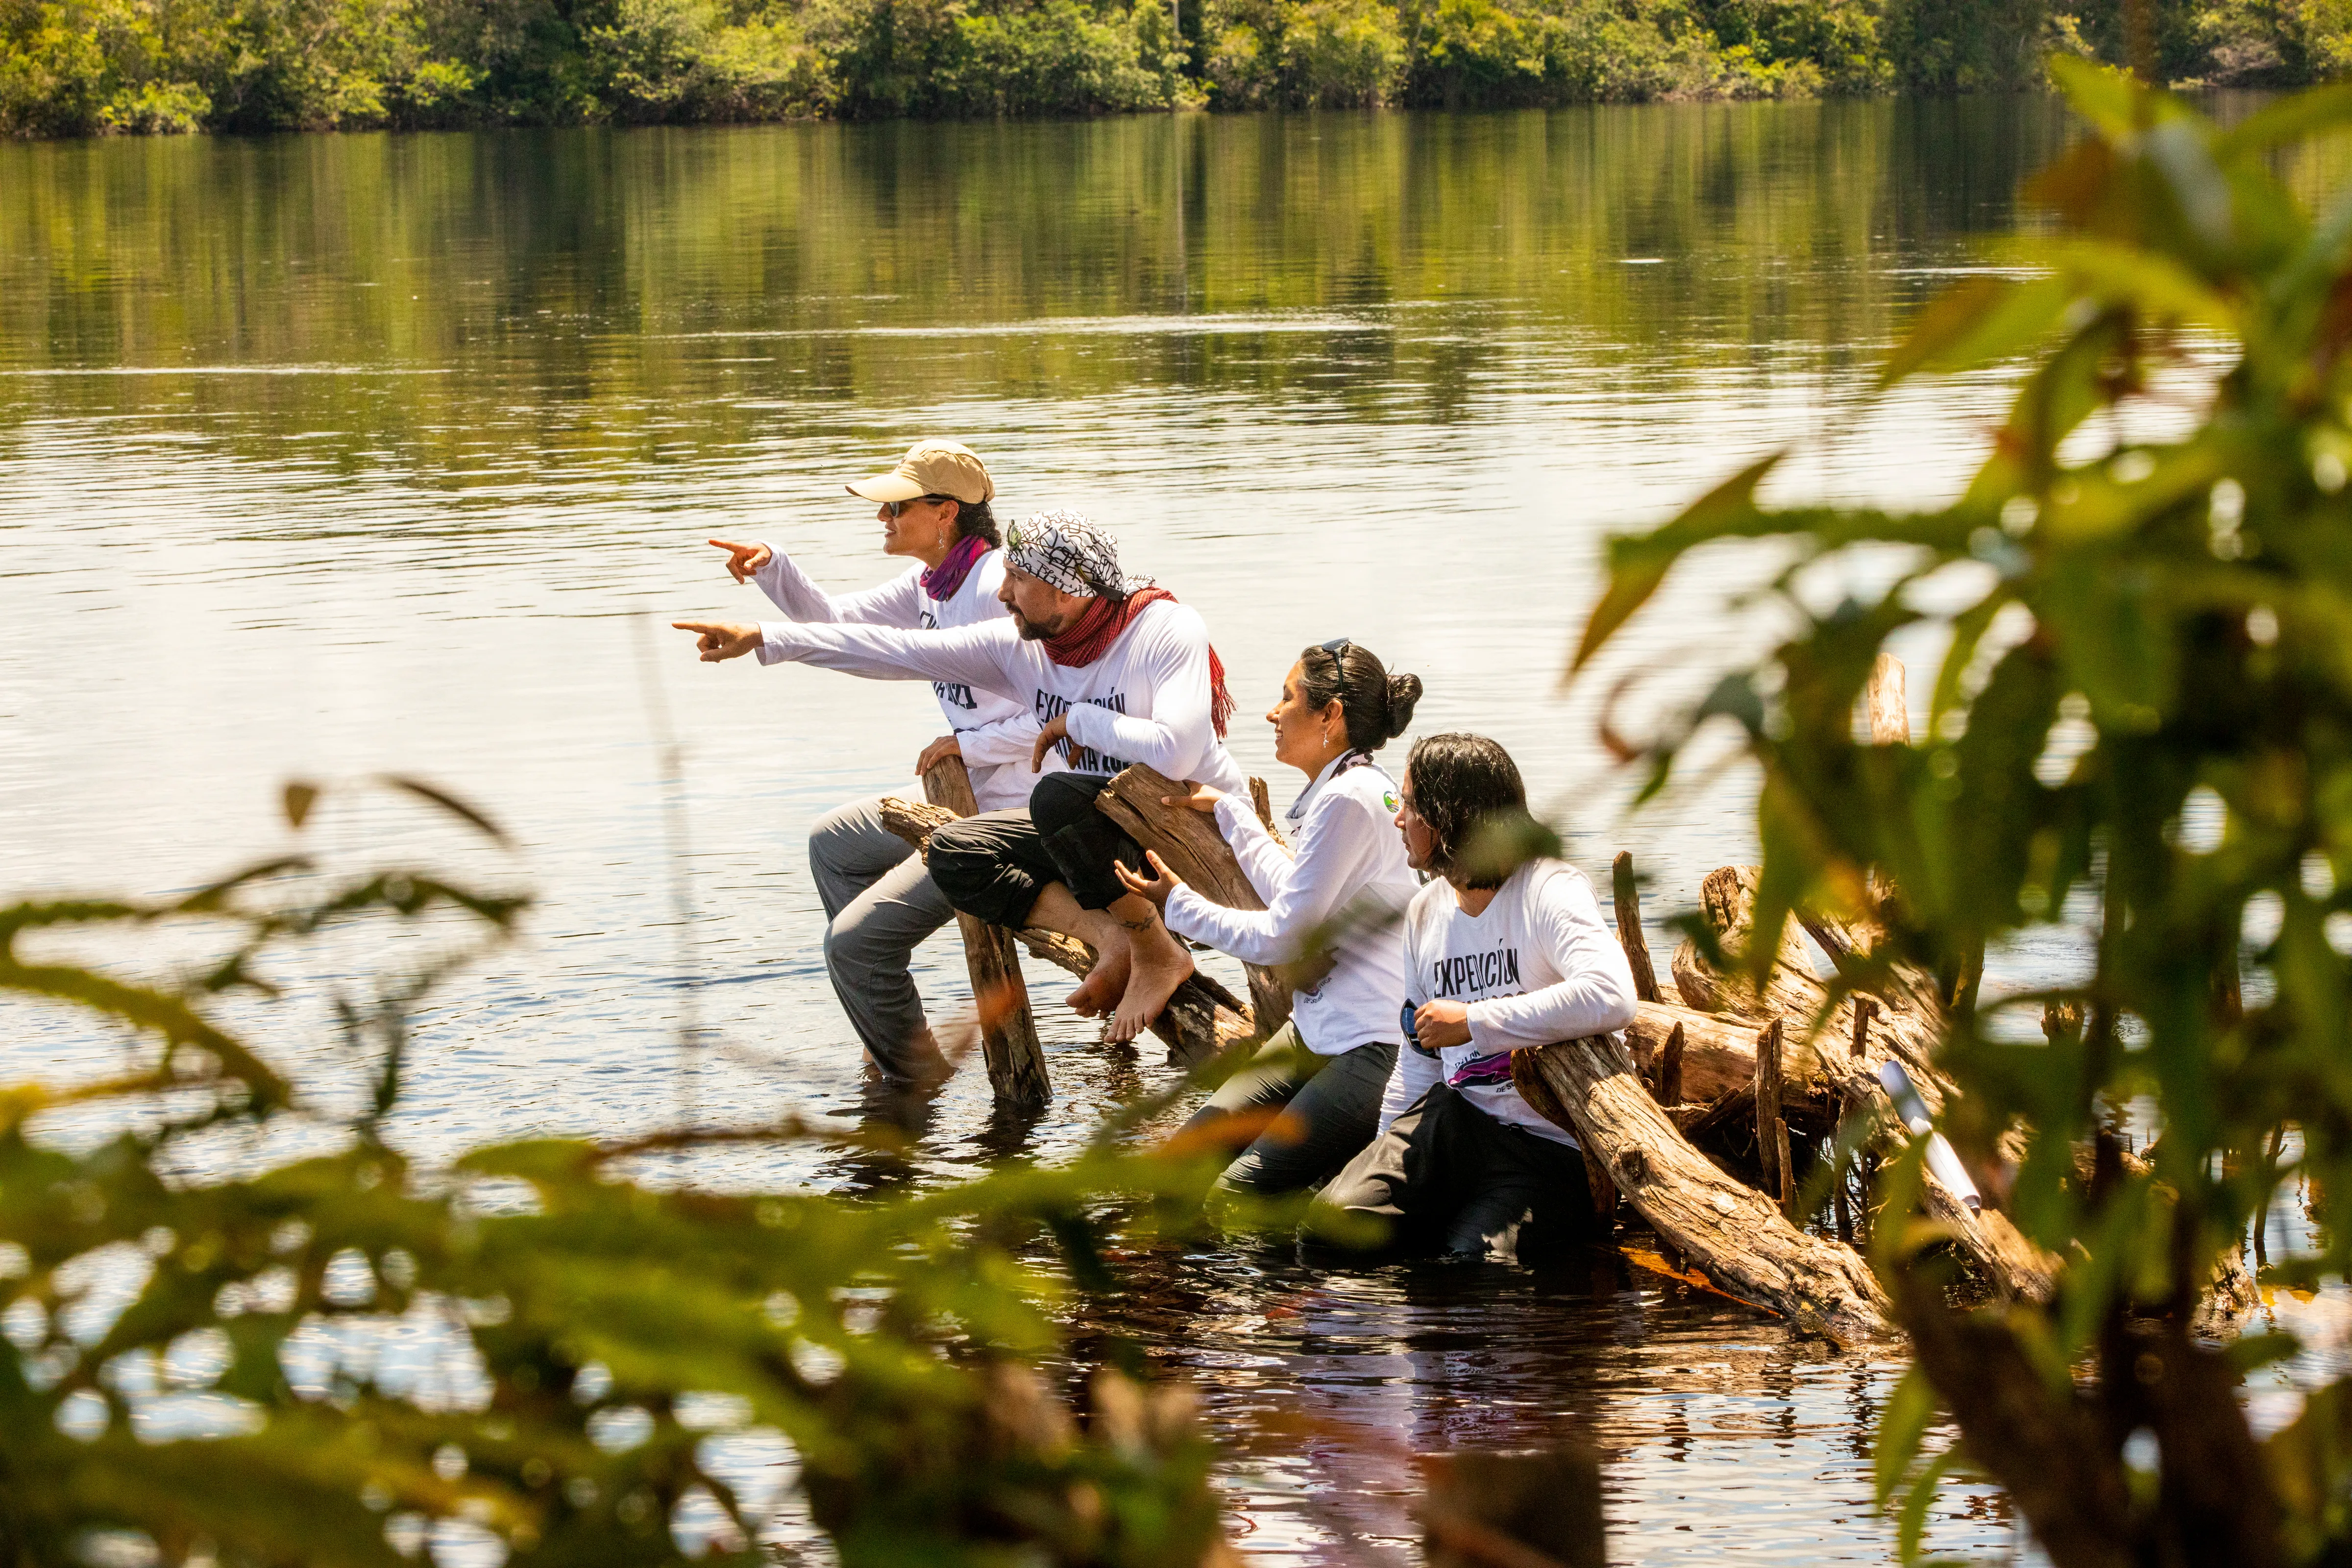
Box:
[1161,752,1417,1057]
[1378,858,1639,1147]
[751,545,1049,812]
[756,597,1246,795]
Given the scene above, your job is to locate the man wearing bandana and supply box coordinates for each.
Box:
[679,511,1246,1044]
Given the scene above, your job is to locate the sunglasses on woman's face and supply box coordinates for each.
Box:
[883,495,947,518]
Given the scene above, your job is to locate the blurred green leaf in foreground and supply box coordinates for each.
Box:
[1575,58,2352,1568]
[0,779,1249,1568]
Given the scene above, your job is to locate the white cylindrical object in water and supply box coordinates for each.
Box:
[1878,1061,1982,1212]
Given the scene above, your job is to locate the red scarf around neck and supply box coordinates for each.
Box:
[1040,587,1235,737]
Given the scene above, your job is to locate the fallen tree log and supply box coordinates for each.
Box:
[874,796,1255,1064]
[1679,862,2056,1302]
[924,757,1050,1109]
[1096,764,1294,1034]
[1512,1035,1892,1344]
[1623,998,1828,1107]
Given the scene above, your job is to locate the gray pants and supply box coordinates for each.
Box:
[1318,1081,1601,1261]
[1178,1026,1397,1195]
[808,797,956,1083]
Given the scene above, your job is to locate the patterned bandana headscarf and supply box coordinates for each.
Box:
[1004,510,1140,598]
[1004,510,1235,738]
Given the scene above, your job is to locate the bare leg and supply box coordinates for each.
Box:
[1023,882,1129,1018]
[1105,892,1194,1044]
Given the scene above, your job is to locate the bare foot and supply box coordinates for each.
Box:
[1065,952,1128,1018]
[1110,918,1194,1043]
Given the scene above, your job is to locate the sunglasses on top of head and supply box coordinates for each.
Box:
[1319,637,1353,663]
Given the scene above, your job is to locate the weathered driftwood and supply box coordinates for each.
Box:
[1656,1020,1686,1106]
[1511,1035,1892,1343]
[1755,1017,1793,1212]
[1623,997,1824,1107]
[924,758,1051,1109]
[1611,851,1662,1005]
[1680,862,2056,1301]
[1247,776,1282,842]
[873,796,1255,1064]
[1096,764,1294,1034]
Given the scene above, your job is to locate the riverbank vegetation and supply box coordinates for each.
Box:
[0,0,2346,135]
[1575,62,2352,1564]
[0,777,1269,1565]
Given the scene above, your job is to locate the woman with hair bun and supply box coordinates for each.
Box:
[1115,639,1425,1193]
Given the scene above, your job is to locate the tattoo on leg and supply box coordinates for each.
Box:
[1118,912,1159,935]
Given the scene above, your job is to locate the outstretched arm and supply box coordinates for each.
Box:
[1160,795,1376,967]
[710,539,925,626]
[672,615,1020,696]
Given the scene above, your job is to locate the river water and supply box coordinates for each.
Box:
[5,97,2337,1564]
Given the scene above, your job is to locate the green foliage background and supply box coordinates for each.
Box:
[1572,61,2352,1566]
[0,779,1264,1567]
[0,0,2348,135]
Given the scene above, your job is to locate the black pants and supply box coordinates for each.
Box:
[1177,1026,1397,1195]
[929,772,1143,926]
[1318,1081,1602,1262]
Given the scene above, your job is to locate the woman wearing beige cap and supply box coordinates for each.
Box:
[706,439,1054,1086]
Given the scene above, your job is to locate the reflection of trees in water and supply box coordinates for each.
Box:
[0,98,2122,485]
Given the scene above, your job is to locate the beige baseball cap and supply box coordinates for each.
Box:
[846,440,994,506]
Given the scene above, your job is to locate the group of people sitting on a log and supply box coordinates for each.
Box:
[677,439,1640,1262]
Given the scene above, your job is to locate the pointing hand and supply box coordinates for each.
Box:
[671,621,763,662]
[708,539,773,584]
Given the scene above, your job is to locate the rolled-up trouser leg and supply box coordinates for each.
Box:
[1027,772,1141,911]
[929,806,1065,929]
[808,798,955,1080]
[1181,1028,1399,1196]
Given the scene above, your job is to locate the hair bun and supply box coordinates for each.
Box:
[1383,673,1424,740]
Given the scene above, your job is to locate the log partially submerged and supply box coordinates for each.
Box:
[1671,861,2056,1302]
[874,796,1257,1067]
[1512,1035,1892,1344]
[923,758,1050,1109]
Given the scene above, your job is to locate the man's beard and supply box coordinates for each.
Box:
[1009,608,1047,641]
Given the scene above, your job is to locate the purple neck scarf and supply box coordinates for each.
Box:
[921,535,988,601]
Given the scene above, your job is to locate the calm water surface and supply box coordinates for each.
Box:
[8,98,2333,1564]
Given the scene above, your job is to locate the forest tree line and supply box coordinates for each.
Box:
[0,0,2342,137]
[0,0,2345,135]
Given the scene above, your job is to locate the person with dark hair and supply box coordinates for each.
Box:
[1318,733,1639,1261]
[1114,639,1424,1193]
[677,510,1244,1045]
[703,439,1051,1087]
